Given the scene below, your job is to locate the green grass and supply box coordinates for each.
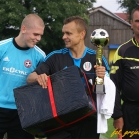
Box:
[100,118,117,139]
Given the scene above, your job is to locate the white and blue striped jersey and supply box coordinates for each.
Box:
[0,38,46,109]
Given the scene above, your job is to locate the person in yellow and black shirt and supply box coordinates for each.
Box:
[110,7,139,139]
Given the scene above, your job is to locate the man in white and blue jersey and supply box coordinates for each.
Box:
[0,14,46,139]
[27,16,113,139]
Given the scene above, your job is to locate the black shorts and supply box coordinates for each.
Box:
[47,115,100,139]
[0,107,34,139]
[122,102,139,139]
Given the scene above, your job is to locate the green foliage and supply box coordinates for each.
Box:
[0,0,96,53]
[117,0,139,19]
[0,0,27,39]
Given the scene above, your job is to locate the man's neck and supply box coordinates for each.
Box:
[70,45,86,59]
[15,35,28,48]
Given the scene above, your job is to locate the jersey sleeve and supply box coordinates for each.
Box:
[110,48,123,119]
[34,46,46,67]
[34,52,56,75]
[0,41,9,60]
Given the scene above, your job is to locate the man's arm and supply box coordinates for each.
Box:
[27,72,48,89]
[27,72,38,83]
[27,55,52,88]
[113,117,124,130]
[110,49,124,131]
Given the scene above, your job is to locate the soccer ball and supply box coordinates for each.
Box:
[90,28,109,47]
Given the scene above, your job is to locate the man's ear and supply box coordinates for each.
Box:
[130,20,133,30]
[80,30,86,39]
[21,26,26,33]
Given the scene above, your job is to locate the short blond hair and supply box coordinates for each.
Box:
[21,14,45,29]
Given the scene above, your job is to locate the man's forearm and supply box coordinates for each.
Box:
[27,72,38,83]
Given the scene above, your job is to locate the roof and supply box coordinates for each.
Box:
[88,6,131,26]
[115,13,129,22]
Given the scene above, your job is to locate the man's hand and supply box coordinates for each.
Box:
[113,117,124,130]
[94,65,106,79]
[114,117,124,138]
[36,74,48,88]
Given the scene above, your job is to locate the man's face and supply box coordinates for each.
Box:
[131,11,139,37]
[22,25,44,48]
[62,21,83,49]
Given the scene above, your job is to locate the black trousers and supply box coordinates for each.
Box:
[122,102,139,139]
[47,115,100,139]
[0,107,34,139]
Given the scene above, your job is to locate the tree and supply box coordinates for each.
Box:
[117,0,139,19]
[0,0,96,53]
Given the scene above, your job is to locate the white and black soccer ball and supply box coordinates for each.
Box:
[90,28,109,46]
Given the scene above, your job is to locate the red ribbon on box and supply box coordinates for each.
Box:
[46,71,96,133]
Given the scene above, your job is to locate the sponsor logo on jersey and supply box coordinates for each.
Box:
[130,66,139,69]
[83,62,92,71]
[3,56,10,61]
[3,67,27,75]
[24,60,32,68]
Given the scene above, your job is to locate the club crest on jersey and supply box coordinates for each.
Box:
[24,60,32,68]
[83,62,92,71]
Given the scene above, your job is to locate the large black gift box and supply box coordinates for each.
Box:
[14,66,96,137]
